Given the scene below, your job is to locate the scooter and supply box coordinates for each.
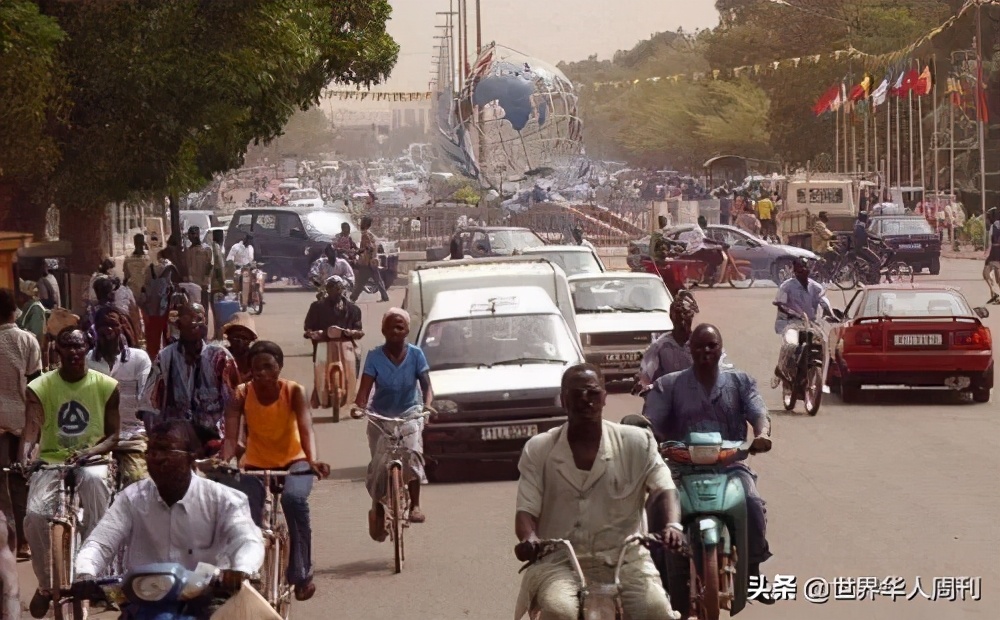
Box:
[309,326,358,423]
[67,563,278,619]
[238,262,266,315]
[660,432,771,620]
[777,316,828,416]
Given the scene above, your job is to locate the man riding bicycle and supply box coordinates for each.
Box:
[21,326,121,618]
[75,419,264,620]
[811,212,838,262]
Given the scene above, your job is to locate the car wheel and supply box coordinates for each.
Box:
[771,259,793,284]
[929,256,941,275]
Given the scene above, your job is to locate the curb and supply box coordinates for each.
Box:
[941,252,983,261]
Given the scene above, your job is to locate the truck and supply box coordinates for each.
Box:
[416,286,585,478]
[780,174,873,250]
[404,256,579,344]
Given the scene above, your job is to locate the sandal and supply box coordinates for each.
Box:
[294,579,316,601]
[409,506,426,523]
[29,590,50,619]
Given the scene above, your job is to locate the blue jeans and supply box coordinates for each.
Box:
[213,461,314,586]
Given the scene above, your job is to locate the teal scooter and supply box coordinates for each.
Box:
[660,432,771,620]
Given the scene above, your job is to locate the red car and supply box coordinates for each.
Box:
[827,284,993,403]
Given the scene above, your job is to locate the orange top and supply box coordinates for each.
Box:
[242,379,307,469]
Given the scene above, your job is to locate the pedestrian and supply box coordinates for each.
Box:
[184,226,213,312]
[15,281,46,351]
[984,208,1000,304]
[122,234,151,303]
[449,229,464,260]
[35,261,60,311]
[86,306,152,487]
[756,193,776,239]
[719,192,732,226]
[736,202,761,236]
[223,312,258,384]
[84,257,117,306]
[162,234,186,282]
[87,276,140,348]
[0,288,41,562]
[139,302,240,450]
[139,250,179,360]
[349,216,389,303]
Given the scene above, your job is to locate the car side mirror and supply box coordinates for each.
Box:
[973,306,990,319]
[289,228,307,240]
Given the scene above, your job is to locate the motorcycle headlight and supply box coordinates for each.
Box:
[129,574,176,602]
[430,399,458,415]
[783,328,799,346]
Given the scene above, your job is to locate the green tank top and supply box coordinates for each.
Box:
[27,370,118,463]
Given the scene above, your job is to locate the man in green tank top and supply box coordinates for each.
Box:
[20,327,120,618]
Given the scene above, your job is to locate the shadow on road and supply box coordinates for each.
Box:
[315,560,390,579]
[429,461,519,484]
[326,465,367,482]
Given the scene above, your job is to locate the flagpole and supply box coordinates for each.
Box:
[908,63,915,188]
[950,78,956,199]
[976,2,988,241]
[873,99,879,182]
[933,56,940,202]
[886,84,892,189]
[896,91,902,191]
[918,79,926,194]
[864,104,870,175]
[835,104,840,173]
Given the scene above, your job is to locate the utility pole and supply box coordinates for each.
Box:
[476,0,482,54]
[975,0,988,244]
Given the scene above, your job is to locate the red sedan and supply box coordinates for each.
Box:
[827,284,993,403]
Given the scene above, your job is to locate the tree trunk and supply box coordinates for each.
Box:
[61,203,109,313]
[0,181,49,239]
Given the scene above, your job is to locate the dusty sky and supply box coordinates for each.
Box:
[379,0,719,91]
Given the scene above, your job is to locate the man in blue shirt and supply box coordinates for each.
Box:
[852,211,880,276]
[773,258,834,382]
[641,324,774,597]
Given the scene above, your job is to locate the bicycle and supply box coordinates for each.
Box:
[239,261,266,315]
[21,457,106,620]
[351,407,430,574]
[197,460,318,619]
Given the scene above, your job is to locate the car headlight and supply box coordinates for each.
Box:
[430,399,459,415]
[129,574,176,602]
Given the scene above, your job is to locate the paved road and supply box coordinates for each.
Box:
[21,258,997,618]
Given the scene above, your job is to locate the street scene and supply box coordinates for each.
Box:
[1,1,999,620]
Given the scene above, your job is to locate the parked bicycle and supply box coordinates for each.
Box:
[351,407,430,574]
[854,237,914,285]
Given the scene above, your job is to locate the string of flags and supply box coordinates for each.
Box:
[321,90,434,102]
[581,0,995,91]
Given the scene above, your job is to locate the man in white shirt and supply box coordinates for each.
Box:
[678,218,727,285]
[308,245,355,292]
[513,364,684,620]
[75,419,263,582]
[226,233,255,268]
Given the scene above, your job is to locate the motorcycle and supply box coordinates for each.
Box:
[68,563,278,619]
[516,535,681,620]
[660,433,771,620]
[309,326,358,423]
[777,315,828,416]
[238,262,266,315]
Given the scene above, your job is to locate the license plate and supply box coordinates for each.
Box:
[894,334,942,346]
[481,424,538,441]
[898,243,921,250]
[604,352,642,363]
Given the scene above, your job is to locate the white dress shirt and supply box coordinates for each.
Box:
[226,242,255,267]
[76,475,264,576]
[678,227,707,253]
[87,347,152,439]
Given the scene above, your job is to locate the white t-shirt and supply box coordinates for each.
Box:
[677,227,706,253]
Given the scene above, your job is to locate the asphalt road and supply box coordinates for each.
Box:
[20,257,997,619]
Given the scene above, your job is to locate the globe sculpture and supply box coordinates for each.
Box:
[438,43,584,190]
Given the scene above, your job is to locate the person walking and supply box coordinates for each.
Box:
[209,230,228,340]
[122,234,151,304]
[184,226,213,311]
[349,216,389,303]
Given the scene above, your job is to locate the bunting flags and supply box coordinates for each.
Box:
[321,90,434,101]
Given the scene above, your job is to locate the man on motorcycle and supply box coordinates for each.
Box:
[773,258,835,383]
[304,276,364,392]
[641,325,774,600]
[514,364,685,620]
[75,419,264,619]
[677,217,727,285]
[308,245,355,293]
[226,233,255,297]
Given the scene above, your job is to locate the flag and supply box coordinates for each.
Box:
[977,64,989,123]
[812,83,840,116]
[915,65,933,97]
[946,76,964,107]
[849,73,874,102]
[891,69,905,96]
[871,77,890,106]
[900,69,920,95]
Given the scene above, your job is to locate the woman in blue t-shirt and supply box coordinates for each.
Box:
[352,308,434,540]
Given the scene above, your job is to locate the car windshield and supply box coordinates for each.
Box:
[859,291,972,317]
[303,211,353,236]
[527,250,602,275]
[570,277,671,313]
[488,230,544,251]
[289,189,320,201]
[875,218,933,235]
[420,313,578,370]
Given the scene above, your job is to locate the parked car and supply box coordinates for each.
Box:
[568,273,673,381]
[826,284,993,403]
[868,215,941,275]
[628,224,817,283]
[224,207,398,286]
[520,245,605,276]
[427,226,546,261]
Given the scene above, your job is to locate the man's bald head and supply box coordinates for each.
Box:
[690,323,723,373]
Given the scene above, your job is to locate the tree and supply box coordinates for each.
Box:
[3,0,398,304]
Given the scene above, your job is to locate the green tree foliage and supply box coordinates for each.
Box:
[0,1,65,180]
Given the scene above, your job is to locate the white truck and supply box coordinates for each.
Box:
[780,174,867,250]
[403,259,583,478]
[404,257,580,344]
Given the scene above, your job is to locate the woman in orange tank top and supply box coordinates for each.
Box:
[222,341,330,602]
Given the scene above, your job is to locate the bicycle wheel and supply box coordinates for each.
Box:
[260,536,279,607]
[276,525,292,619]
[389,465,404,573]
[833,262,859,290]
[728,262,755,289]
[249,287,264,315]
[49,523,73,620]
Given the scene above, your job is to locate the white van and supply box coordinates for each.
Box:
[419,286,583,475]
[404,257,579,344]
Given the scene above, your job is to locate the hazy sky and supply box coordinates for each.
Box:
[379,0,719,91]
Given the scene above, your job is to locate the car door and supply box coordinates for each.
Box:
[250,211,280,262]
[273,211,308,261]
[828,289,863,360]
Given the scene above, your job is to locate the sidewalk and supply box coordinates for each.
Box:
[941,244,984,261]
